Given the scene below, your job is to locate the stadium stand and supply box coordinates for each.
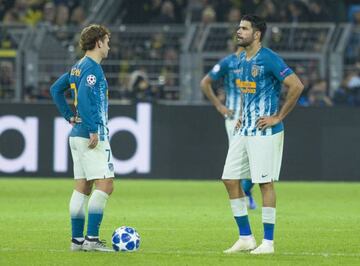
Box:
[0,0,360,105]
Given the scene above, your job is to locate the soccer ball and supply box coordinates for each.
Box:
[111,226,140,252]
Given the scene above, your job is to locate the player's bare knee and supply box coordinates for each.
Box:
[223,179,239,188]
[95,179,114,195]
[95,186,113,195]
[75,180,92,195]
[259,182,275,195]
[106,184,114,195]
[223,179,245,198]
[259,182,273,189]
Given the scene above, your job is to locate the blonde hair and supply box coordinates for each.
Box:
[79,24,110,51]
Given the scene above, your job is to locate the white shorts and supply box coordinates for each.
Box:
[69,137,115,180]
[225,119,238,142]
[221,131,284,183]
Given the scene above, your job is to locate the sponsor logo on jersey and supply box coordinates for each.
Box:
[236,79,257,93]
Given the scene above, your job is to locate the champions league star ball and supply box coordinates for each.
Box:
[112,226,140,252]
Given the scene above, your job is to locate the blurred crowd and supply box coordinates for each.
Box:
[2,0,360,105]
[0,0,355,26]
[121,0,348,24]
[0,0,86,27]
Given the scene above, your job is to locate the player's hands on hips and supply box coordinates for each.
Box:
[235,118,242,130]
[233,118,242,135]
[216,104,233,119]
[69,117,76,126]
[256,115,281,130]
[88,133,99,149]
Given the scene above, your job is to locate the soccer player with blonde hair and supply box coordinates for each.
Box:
[51,24,114,252]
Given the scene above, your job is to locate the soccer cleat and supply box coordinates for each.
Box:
[82,236,114,252]
[247,195,257,210]
[250,239,274,254]
[70,238,84,251]
[223,236,257,253]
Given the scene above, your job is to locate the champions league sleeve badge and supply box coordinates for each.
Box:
[86,74,97,85]
[212,64,221,73]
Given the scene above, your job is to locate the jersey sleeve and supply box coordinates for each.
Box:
[208,57,229,81]
[268,53,294,82]
[77,68,102,133]
[50,72,74,122]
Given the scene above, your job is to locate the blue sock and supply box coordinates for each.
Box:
[87,213,104,237]
[86,190,109,237]
[71,218,85,238]
[264,223,274,240]
[235,215,252,236]
[69,190,88,239]
[241,179,254,197]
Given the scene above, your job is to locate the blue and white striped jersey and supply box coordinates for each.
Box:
[208,53,242,120]
[236,47,293,136]
[50,56,109,141]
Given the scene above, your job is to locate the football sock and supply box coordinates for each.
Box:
[87,189,109,237]
[241,179,254,197]
[262,207,276,241]
[230,198,252,236]
[69,190,89,239]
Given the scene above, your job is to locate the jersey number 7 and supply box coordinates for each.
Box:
[70,83,78,107]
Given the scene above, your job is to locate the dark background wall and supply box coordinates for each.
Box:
[0,103,359,181]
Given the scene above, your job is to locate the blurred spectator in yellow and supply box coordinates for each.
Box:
[201,6,216,24]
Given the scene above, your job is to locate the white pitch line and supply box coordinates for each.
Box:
[280,252,360,258]
[0,248,359,258]
[3,227,357,232]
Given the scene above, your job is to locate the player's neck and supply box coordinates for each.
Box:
[85,51,102,64]
[235,47,243,55]
[244,43,262,61]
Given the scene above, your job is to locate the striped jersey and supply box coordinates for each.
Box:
[208,53,242,120]
[50,56,109,141]
[237,47,293,136]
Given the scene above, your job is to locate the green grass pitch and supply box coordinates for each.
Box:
[0,178,359,265]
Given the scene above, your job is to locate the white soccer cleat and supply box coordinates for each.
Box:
[70,239,84,251]
[82,236,114,252]
[223,236,257,253]
[250,239,274,254]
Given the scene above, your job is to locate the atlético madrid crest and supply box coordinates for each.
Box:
[251,65,260,77]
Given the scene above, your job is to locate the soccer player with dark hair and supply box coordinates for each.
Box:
[200,46,257,210]
[221,15,304,254]
[50,24,114,252]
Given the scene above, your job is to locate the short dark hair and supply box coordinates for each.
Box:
[241,14,267,41]
[79,24,110,51]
